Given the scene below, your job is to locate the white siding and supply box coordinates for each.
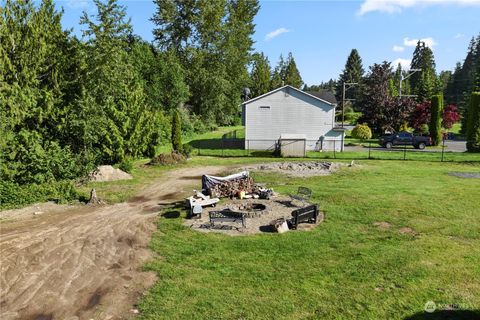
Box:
[244,87,339,151]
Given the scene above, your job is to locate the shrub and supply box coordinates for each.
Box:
[118,157,134,173]
[399,122,411,132]
[351,124,372,140]
[171,110,183,152]
[182,143,193,158]
[149,152,186,166]
[429,94,444,146]
[0,180,79,210]
[466,92,480,152]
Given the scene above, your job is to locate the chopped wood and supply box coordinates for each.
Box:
[208,176,261,198]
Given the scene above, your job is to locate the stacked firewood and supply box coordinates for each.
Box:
[208,176,259,198]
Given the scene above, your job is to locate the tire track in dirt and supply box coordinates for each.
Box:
[0,165,228,320]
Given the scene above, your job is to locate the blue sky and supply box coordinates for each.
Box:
[56,0,480,85]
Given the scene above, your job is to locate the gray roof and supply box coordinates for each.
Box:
[242,85,336,106]
[305,90,337,105]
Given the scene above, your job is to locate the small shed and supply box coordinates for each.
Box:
[279,134,307,157]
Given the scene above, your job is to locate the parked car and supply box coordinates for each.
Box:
[379,132,432,149]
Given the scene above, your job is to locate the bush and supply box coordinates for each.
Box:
[148,152,186,166]
[171,110,183,152]
[182,143,193,158]
[351,124,372,140]
[0,180,79,210]
[429,94,444,146]
[466,92,480,152]
[118,157,134,173]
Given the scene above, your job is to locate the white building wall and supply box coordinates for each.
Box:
[244,87,341,151]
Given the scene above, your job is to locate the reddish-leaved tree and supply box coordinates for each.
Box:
[442,104,461,129]
[410,101,431,131]
[409,102,461,131]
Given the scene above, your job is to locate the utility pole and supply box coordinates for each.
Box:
[342,82,358,127]
[399,68,421,98]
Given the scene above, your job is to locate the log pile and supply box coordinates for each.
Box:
[208,176,259,198]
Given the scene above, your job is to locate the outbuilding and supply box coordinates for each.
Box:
[241,85,344,152]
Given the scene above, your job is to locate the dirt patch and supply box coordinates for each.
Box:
[185,196,324,235]
[399,227,418,236]
[448,172,480,179]
[373,221,392,230]
[0,165,229,320]
[89,165,132,182]
[0,202,75,222]
[244,161,344,177]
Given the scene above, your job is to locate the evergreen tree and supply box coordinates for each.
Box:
[336,49,365,110]
[250,52,271,97]
[284,52,303,88]
[429,94,444,146]
[410,41,437,101]
[466,92,480,152]
[171,110,183,152]
[457,36,479,133]
[79,0,157,163]
[270,54,286,89]
[0,0,90,183]
[445,62,463,105]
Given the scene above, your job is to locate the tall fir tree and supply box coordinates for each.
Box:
[270,54,286,89]
[250,52,272,97]
[284,52,303,88]
[336,49,365,111]
[79,0,158,163]
[410,41,437,101]
[456,36,479,133]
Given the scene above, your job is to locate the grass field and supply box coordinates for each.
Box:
[137,159,480,319]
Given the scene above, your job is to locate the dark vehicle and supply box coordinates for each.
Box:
[379,132,431,149]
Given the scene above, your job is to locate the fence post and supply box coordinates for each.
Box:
[222,139,224,157]
[368,142,371,159]
[441,136,446,162]
[403,143,407,161]
[333,139,336,159]
[247,140,250,157]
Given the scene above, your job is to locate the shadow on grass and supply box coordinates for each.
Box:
[161,211,181,219]
[404,310,480,320]
[188,139,244,150]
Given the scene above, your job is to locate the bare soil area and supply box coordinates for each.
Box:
[0,165,228,320]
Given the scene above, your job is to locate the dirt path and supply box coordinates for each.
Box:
[0,165,229,320]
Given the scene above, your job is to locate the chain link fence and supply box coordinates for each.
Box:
[192,137,478,162]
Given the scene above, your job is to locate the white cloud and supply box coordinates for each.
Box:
[392,45,405,52]
[392,58,411,70]
[403,37,436,48]
[66,0,91,9]
[454,33,465,39]
[265,28,290,41]
[358,0,480,15]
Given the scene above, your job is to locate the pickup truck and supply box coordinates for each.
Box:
[379,132,431,149]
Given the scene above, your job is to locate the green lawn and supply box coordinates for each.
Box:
[138,160,480,319]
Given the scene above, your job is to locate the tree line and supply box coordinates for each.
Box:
[304,35,480,150]
[0,0,263,207]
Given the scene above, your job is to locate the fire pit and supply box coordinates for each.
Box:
[227,202,268,218]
